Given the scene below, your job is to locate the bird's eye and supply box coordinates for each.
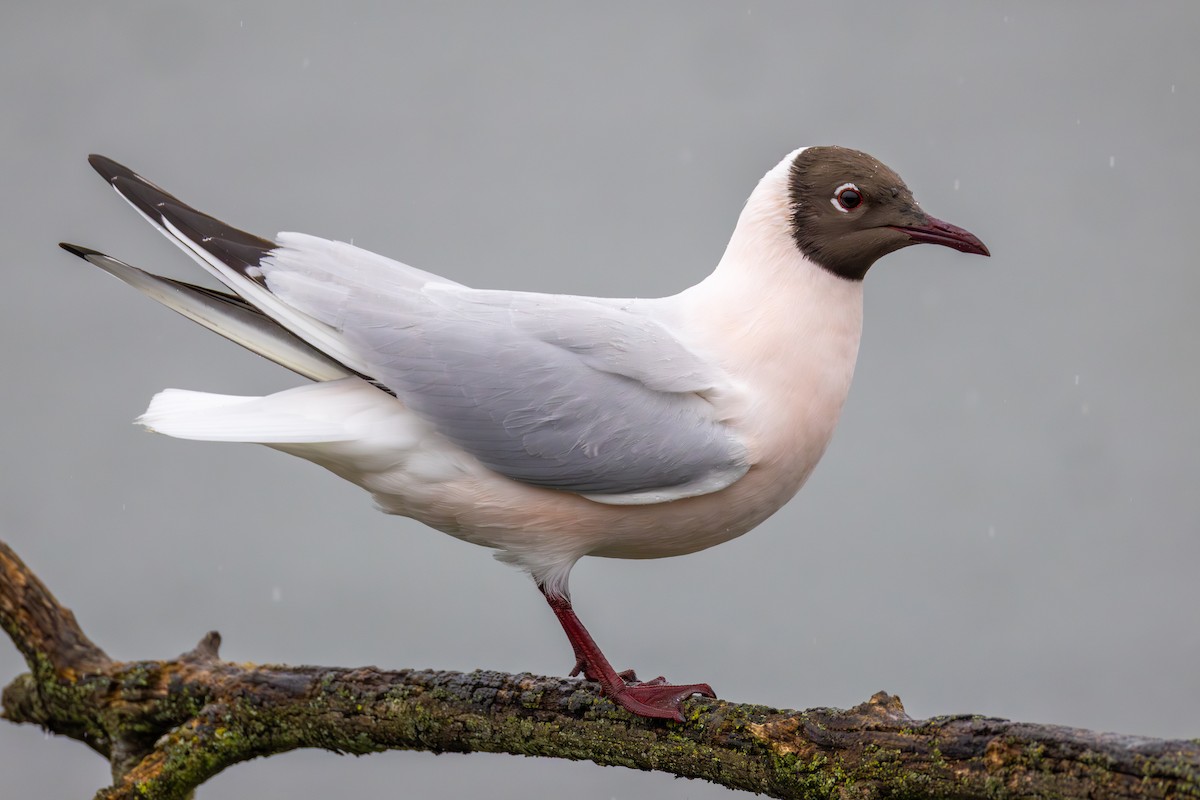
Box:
[832,183,863,212]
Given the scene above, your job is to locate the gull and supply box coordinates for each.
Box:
[60,147,988,721]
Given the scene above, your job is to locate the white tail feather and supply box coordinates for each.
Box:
[138,386,358,443]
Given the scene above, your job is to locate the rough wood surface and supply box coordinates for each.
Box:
[2,540,1197,800]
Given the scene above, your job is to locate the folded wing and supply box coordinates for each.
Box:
[81,156,749,504]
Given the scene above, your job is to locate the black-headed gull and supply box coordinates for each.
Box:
[61,147,988,721]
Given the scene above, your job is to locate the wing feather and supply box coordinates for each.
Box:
[86,155,749,503]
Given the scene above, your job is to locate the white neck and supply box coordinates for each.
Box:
[680,148,863,351]
[671,149,865,468]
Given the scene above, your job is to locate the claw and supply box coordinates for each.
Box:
[608,681,715,722]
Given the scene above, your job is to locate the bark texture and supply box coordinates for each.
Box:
[2,540,1197,800]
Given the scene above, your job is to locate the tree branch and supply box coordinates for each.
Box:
[2,539,1197,800]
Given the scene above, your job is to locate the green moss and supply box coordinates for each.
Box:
[518,688,544,710]
[928,739,946,769]
[10,656,113,751]
[1141,751,1200,798]
[16,655,1197,800]
[759,736,971,800]
[1024,741,1046,769]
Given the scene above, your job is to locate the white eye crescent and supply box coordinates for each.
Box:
[831,182,863,213]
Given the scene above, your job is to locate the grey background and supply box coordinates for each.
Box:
[2,2,1197,797]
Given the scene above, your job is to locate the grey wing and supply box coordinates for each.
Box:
[83,154,747,503]
[270,278,750,504]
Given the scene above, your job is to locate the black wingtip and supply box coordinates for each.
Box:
[59,242,104,260]
[87,153,139,185]
[82,154,277,282]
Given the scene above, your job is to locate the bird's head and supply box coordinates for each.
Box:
[787,146,989,281]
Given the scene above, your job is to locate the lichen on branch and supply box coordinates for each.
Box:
[2,540,1198,800]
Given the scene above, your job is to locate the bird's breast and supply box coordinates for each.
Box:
[547,264,868,560]
[681,265,865,487]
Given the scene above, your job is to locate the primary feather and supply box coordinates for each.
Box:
[77,156,750,504]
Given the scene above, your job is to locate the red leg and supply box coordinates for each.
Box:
[539,585,715,722]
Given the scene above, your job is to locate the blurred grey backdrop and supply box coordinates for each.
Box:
[2,2,1197,797]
